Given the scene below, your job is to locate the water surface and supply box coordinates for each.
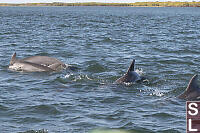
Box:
[1,6,200,133]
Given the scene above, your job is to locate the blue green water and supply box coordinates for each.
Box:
[1,6,200,133]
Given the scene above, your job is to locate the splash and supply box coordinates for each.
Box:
[149,89,165,97]
[64,73,73,78]
[64,73,92,81]
[135,68,144,75]
[19,129,48,133]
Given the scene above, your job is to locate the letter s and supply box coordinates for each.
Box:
[188,103,198,116]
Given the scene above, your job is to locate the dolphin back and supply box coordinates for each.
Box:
[21,61,54,72]
[22,56,64,66]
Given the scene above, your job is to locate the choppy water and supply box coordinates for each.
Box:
[1,6,200,133]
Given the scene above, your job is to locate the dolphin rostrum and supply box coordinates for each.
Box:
[9,52,67,72]
[178,74,200,100]
[115,59,146,84]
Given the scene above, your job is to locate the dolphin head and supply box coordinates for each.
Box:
[178,74,200,100]
[115,59,145,84]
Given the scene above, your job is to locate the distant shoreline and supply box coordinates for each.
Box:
[0,2,200,7]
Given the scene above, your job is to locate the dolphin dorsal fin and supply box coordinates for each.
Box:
[127,59,135,73]
[10,52,17,65]
[186,74,199,92]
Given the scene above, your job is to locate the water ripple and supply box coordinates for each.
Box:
[0,7,199,133]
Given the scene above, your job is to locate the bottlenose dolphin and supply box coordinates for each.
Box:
[178,74,200,100]
[115,59,146,84]
[9,52,67,72]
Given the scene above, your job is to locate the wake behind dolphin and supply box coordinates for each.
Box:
[178,74,200,100]
[9,52,68,72]
[115,59,146,84]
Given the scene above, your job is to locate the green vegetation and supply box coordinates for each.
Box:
[133,2,200,7]
[0,2,200,7]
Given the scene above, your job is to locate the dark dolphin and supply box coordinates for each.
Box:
[9,52,67,72]
[115,59,146,84]
[178,74,200,100]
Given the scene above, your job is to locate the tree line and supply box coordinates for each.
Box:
[1,2,200,7]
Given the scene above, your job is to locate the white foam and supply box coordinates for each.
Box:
[135,68,144,75]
